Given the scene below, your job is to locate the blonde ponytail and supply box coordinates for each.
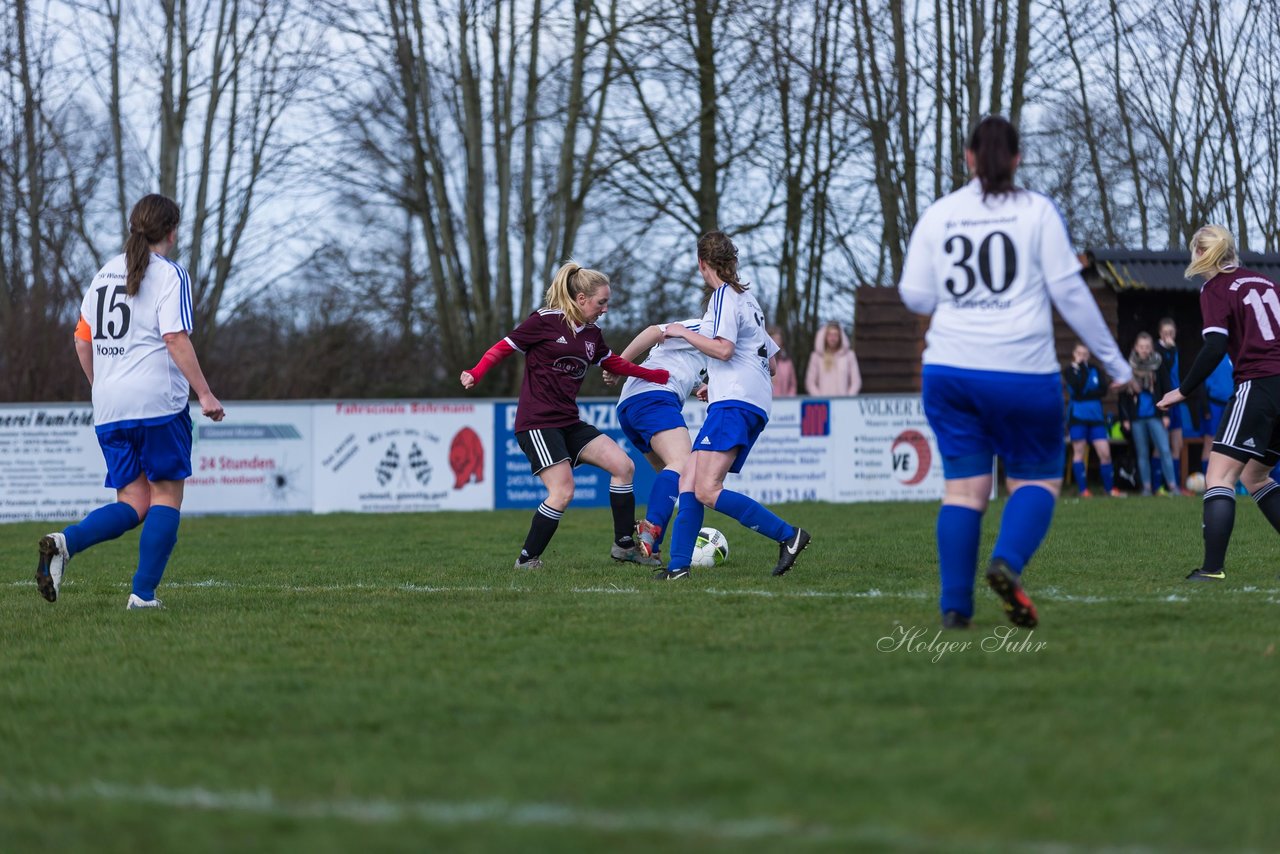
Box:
[1185,225,1240,279]
[544,261,609,332]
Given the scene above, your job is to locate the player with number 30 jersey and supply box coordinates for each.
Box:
[898,117,1130,631]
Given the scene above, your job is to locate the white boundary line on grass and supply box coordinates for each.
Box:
[0,779,1188,853]
[0,779,844,844]
[9,578,1280,604]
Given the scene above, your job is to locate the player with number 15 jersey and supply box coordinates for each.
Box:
[77,251,195,428]
[36,194,223,612]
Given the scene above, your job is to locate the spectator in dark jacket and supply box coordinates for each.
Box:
[1065,343,1121,496]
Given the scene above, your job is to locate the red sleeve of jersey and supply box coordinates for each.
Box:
[74,315,91,342]
[1200,279,1231,336]
[601,354,670,386]
[467,340,516,382]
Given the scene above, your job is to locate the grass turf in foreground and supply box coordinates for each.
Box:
[1,497,1277,852]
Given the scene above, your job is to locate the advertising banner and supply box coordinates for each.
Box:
[184,404,314,515]
[828,396,944,502]
[0,405,114,522]
[0,395,943,523]
[313,401,492,513]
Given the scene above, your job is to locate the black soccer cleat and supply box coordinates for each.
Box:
[941,610,971,630]
[985,558,1038,628]
[1185,567,1226,582]
[652,567,689,581]
[772,528,811,576]
[35,533,68,603]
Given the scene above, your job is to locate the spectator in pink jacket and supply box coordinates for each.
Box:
[768,325,797,397]
[805,321,862,396]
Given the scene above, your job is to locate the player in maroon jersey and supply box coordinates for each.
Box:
[461,261,671,570]
[1158,225,1280,581]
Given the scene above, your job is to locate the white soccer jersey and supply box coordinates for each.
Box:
[898,179,1128,382]
[702,285,779,418]
[618,318,709,405]
[79,253,194,428]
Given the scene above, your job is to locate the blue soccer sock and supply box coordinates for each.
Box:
[1100,463,1114,492]
[131,505,180,600]
[667,492,705,570]
[713,489,794,542]
[645,469,681,550]
[1072,461,1087,493]
[1150,460,1164,492]
[991,485,1056,575]
[63,502,140,557]
[937,504,983,617]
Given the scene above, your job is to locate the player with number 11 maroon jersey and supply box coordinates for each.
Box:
[1159,225,1280,582]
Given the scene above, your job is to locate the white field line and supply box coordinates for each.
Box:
[8,578,1280,605]
[0,779,840,844]
[0,779,1194,853]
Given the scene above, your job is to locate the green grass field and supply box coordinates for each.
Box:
[2,496,1278,852]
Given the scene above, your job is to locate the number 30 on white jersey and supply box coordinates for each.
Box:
[898,179,1084,375]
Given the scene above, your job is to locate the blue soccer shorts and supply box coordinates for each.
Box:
[1068,423,1109,443]
[691,403,766,474]
[922,365,1064,480]
[97,408,194,489]
[617,391,687,454]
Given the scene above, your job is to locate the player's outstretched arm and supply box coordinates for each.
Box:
[663,323,734,361]
[1046,272,1132,385]
[163,331,225,421]
[599,354,670,386]
[461,339,517,389]
[618,325,664,363]
[1160,332,1228,408]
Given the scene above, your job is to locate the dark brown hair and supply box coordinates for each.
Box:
[125,194,181,296]
[697,231,748,298]
[967,116,1020,200]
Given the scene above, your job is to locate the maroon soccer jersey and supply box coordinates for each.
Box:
[1200,267,1280,382]
[504,309,612,431]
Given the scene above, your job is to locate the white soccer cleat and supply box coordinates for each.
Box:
[126,593,164,610]
[36,532,70,603]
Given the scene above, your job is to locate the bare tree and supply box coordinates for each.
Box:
[153,0,323,340]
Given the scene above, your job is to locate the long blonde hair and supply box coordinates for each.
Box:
[820,320,843,370]
[1185,225,1240,279]
[544,260,609,330]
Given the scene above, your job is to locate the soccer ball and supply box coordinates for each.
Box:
[691,527,729,568]
[1185,471,1207,494]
